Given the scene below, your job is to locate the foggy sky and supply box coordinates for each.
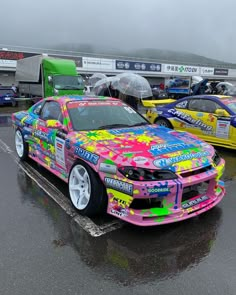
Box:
[1,0,236,63]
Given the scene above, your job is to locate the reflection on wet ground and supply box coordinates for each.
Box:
[18,167,223,285]
[0,114,12,127]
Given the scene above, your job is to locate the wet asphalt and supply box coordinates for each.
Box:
[0,108,236,295]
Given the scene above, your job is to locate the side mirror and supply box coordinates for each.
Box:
[54,88,59,95]
[46,119,64,129]
[48,76,53,84]
[215,109,229,116]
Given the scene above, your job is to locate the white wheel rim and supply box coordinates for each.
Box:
[15,130,24,157]
[69,164,91,210]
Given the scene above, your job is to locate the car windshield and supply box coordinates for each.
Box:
[225,102,236,113]
[53,75,84,90]
[0,89,14,96]
[67,100,149,131]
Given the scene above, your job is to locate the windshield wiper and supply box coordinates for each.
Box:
[130,122,149,127]
[97,123,130,129]
[59,86,82,90]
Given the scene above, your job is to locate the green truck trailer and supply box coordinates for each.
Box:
[15,55,84,99]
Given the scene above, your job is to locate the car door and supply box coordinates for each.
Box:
[34,100,68,174]
[186,98,232,145]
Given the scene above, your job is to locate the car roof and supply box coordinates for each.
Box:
[46,95,119,103]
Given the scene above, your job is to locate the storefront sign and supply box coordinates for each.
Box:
[214,68,229,76]
[115,60,161,72]
[163,64,200,75]
[0,50,35,60]
[200,67,214,75]
[82,57,113,70]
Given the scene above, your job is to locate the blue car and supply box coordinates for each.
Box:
[0,87,17,106]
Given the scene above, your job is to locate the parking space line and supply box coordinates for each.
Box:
[0,138,123,237]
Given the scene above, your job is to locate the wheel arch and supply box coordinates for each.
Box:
[154,116,173,128]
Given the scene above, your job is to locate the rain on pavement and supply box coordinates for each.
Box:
[0,107,236,295]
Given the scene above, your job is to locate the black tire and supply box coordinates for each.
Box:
[15,129,29,160]
[155,117,172,129]
[68,160,107,216]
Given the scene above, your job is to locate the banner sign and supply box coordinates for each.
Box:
[214,68,229,76]
[82,57,113,70]
[200,67,214,75]
[0,50,35,60]
[115,60,161,72]
[163,64,200,75]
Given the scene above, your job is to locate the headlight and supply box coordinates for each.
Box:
[212,151,221,166]
[118,166,177,181]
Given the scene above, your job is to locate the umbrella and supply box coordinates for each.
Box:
[93,76,120,96]
[111,73,152,99]
[216,82,233,90]
[89,73,107,86]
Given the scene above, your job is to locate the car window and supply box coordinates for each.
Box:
[0,89,15,96]
[32,101,44,115]
[188,99,203,111]
[188,99,220,113]
[40,101,63,122]
[176,100,188,109]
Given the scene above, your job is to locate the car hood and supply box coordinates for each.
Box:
[73,125,214,172]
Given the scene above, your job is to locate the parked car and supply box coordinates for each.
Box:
[146,94,236,150]
[12,95,225,226]
[0,87,17,106]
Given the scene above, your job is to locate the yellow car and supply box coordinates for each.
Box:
[146,95,236,150]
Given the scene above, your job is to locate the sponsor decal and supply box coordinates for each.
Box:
[99,163,117,174]
[112,196,133,207]
[105,177,133,196]
[168,109,213,131]
[182,195,209,209]
[74,147,99,165]
[33,130,51,143]
[133,156,148,164]
[150,143,195,156]
[216,120,230,138]
[111,208,128,217]
[55,137,66,168]
[153,151,210,167]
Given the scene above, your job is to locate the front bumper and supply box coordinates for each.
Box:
[106,160,225,226]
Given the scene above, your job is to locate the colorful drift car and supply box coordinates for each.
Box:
[12,96,225,226]
[146,95,236,150]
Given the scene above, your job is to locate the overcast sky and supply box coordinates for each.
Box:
[1,0,236,63]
